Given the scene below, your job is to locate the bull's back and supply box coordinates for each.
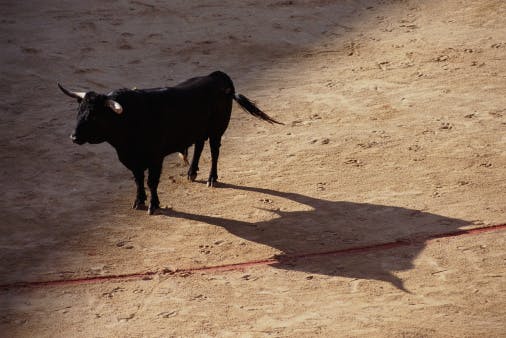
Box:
[132,72,233,155]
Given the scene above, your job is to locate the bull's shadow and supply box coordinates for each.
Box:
[169,183,470,290]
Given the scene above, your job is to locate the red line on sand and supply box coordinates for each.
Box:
[2,224,505,290]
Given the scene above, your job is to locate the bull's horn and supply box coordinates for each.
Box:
[105,99,123,114]
[58,83,86,100]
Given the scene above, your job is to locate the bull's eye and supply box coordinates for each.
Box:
[85,111,98,122]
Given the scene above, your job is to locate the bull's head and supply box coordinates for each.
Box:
[58,83,123,145]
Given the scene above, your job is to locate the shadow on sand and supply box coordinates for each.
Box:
[166,183,470,291]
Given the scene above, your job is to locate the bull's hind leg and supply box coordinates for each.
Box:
[208,136,221,187]
[188,140,205,182]
[147,161,162,215]
[132,169,147,210]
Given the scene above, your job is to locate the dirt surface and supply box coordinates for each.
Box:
[1,0,505,336]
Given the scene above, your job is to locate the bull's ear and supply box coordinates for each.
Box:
[58,83,86,102]
[105,99,123,114]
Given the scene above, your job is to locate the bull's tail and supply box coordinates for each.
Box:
[233,93,284,125]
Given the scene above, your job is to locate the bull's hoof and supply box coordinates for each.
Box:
[188,173,198,182]
[207,179,218,188]
[132,200,146,210]
[148,205,159,215]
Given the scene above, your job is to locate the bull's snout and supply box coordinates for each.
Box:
[70,133,84,145]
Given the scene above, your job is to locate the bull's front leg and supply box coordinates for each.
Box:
[147,161,163,215]
[132,169,146,210]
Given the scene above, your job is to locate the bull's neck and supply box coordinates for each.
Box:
[104,124,130,150]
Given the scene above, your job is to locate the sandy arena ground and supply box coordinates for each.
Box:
[1,0,505,336]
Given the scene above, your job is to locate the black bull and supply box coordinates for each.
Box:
[59,71,282,214]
